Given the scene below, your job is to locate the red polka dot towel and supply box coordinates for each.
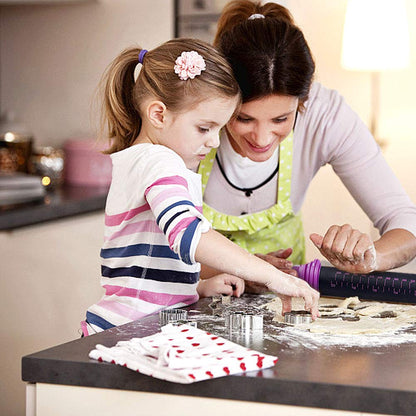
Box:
[89,324,278,383]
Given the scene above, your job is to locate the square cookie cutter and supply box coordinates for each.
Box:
[284,310,312,325]
[159,309,197,327]
[225,312,263,332]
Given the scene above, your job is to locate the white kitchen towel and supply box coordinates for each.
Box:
[89,324,278,383]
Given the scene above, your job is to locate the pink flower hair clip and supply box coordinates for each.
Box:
[174,51,206,81]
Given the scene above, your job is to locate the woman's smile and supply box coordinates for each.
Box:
[226,94,298,162]
[246,140,274,153]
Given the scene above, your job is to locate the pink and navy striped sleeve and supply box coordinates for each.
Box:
[145,175,208,265]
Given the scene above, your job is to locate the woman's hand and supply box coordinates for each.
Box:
[197,274,245,298]
[310,224,377,273]
[255,248,297,276]
[245,248,297,294]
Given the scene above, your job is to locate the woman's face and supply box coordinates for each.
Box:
[226,94,299,162]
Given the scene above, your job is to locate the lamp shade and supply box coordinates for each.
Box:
[341,0,410,71]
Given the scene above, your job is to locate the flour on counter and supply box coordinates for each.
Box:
[187,295,416,350]
[264,296,416,334]
[116,295,416,351]
[260,296,416,348]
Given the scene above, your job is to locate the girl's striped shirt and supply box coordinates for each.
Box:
[84,144,211,334]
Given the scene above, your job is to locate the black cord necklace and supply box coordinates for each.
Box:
[215,154,279,197]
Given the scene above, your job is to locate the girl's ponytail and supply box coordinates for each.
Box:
[100,47,143,153]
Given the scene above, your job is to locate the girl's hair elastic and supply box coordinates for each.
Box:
[138,49,148,64]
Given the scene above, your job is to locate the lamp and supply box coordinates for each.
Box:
[341,0,410,144]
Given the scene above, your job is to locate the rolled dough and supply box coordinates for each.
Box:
[263,297,416,335]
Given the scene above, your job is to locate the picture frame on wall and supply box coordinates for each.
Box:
[174,0,288,42]
[174,0,228,42]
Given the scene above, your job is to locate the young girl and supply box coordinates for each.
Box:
[82,38,319,336]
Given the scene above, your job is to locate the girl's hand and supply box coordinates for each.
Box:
[255,248,297,276]
[310,224,377,273]
[197,274,245,298]
[265,272,320,320]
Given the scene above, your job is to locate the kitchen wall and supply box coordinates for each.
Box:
[291,0,416,141]
[0,0,174,146]
[0,2,174,416]
[1,0,415,154]
[286,0,416,266]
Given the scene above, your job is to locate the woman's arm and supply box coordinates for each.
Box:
[310,226,416,273]
[374,229,416,270]
[296,84,416,272]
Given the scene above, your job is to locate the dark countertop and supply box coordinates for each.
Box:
[0,183,108,230]
[22,295,416,415]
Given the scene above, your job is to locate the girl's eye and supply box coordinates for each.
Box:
[198,127,210,133]
[273,117,288,123]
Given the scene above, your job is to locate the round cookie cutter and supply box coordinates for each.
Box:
[284,310,312,325]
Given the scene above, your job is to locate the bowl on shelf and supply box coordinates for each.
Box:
[63,138,112,187]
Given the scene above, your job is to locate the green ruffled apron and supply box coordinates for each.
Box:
[198,131,305,264]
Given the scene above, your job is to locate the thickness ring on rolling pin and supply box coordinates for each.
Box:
[284,310,312,325]
[226,312,263,332]
[159,309,188,326]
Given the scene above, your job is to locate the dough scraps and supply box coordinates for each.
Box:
[263,296,416,335]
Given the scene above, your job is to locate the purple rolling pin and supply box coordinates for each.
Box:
[293,259,416,304]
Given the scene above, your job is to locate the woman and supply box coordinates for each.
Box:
[199,0,416,291]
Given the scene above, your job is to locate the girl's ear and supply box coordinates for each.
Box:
[147,101,167,129]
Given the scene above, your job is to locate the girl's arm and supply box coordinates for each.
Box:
[200,248,297,294]
[196,229,320,318]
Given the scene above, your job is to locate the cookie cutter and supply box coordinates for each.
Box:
[170,320,197,328]
[159,309,188,326]
[209,294,232,316]
[228,327,264,349]
[225,312,263,332]
[284,310,312,325]
[211,294,232,304]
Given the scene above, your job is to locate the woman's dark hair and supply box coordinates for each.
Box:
[214,0,315,106]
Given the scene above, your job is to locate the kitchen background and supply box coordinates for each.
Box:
[0,0,415,415]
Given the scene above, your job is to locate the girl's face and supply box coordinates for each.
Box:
[226,94,299,162]
[161,96,239,170]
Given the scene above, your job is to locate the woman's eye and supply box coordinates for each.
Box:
[236,116,252,123]
[198,127,210,133]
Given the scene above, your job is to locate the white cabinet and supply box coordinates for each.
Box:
[28,384,371,416]
[0,213,104,416]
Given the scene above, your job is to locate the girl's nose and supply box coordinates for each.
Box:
[206,133,220,148]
